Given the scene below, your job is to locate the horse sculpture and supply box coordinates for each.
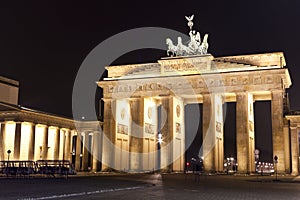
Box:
[200,34,209,54]
[166,38,177,56]
[166,14,209,57]
[166,34,209,57]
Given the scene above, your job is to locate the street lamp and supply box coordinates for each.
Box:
[157,133,163,144]
[7,150,11,161]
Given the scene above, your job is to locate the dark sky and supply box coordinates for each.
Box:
[1,0,299,160]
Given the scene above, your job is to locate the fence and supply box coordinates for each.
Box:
[0,160,75,178]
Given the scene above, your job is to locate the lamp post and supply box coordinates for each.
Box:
[7,150,11,162]
[274,155,278,181]
[80,153,83,170]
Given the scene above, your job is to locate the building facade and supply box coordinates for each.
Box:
[0,76,102,172]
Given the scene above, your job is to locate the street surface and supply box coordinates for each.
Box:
[0,173,299,200]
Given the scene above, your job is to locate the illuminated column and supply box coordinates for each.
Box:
[58,129,65,160]
[70,130,76,164]
[3,122,16,160]
[81,132,90,171]
[271,91,286,173]
[19,122,34,160]
[28,123,35,161]
[160,96,173,172]
[214,94,224,172]
[14,122,21,160]
[172,98,185,172]
[42,126,49,160]
[92,131,101,172]
[53,127,60,160]
[290,127,299,175]
[102,99,116,171]
[129,98,144,171]
[75,133,82,171]
[236,92,255,174]
[202,94,224,172]
[202,94,214,172]
[283,119,291,173]
[143,98,158,172]
[64,129,71,161]
[0,123,5,160]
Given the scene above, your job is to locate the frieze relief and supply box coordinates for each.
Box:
[253,76,262,85]
[242,76,249,85]
[230,77,237,85]
[103,72,285,96]
[265,75,273,84]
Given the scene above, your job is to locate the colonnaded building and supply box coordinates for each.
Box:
[0,76,103,172]
[1,16,300,175]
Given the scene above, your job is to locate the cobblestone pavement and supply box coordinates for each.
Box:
[0,173,299,200]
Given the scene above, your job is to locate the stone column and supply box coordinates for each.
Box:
[160,96,173,172]
[81,132,90,171]
[92,131,101,172]
[202,94,224,173]
[202,94,215,172]
[28,123,36,161]
[75,133,82,171]
[283,119,291,173]
[0,123,5,161]
[290,127,299,175]
[271,91,286,173]
[64,129,71,161]
[42,126,49,160]
[53,128,60,160]
[236,92,255,174]
[214,94,224,172]
[13,122,22,160]
[70,130,76,164]
[102,99,116,171]
[129,98,144,172]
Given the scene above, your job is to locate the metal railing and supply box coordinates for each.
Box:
[0,160,75,178]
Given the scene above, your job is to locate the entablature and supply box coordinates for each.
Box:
[98,68,291,100]
[103,52,288,80]
[0,110,76,129]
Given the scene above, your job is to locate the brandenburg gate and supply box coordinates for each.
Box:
[98,52,292,174]
[97,15,296,174]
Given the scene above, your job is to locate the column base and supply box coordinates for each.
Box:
[291,172,299,176]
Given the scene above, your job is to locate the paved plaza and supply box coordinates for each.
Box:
[0,173,299,200]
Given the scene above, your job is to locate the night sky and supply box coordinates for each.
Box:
[1,1,300,161]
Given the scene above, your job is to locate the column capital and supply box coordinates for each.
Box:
[235,91,247,95]
[22,121,36,126]
[102,98,113,103]
[129,96,143,100]
[271,90,284,98]
[235,92,247,100]
[49,125,61,130]
[61,127,71,132]
[36,124,48,128]
[153,95,171,105]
